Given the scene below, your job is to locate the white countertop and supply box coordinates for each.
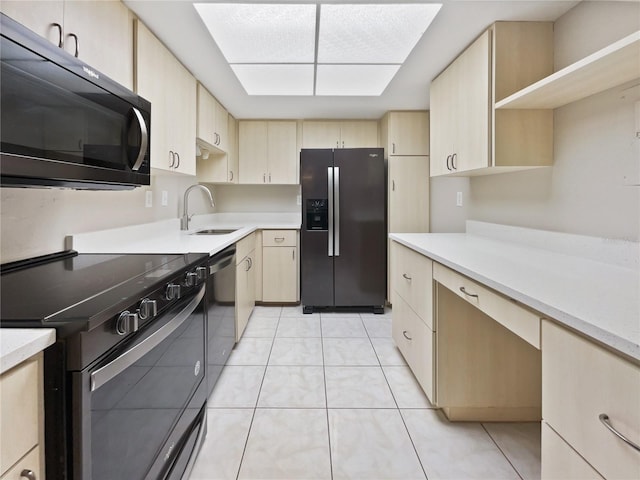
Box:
[390,222,640,363]
[69,212,301,256]
[0,329,56,374]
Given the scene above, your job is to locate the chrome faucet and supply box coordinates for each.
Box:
[181,184,215,230]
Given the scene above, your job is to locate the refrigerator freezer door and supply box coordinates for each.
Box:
[301,149,335,308]
[333,148,386,307]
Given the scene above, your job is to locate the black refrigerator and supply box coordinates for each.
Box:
[300,148,386,313]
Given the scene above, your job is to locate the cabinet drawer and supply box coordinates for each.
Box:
[433,263,540,348]
[262,230,297,247]
[0,446,41,480]
[0,358,39,476]
[541,422,603,480]
[235,232,256,264]
[392,294,435,402]
[391,242,433,328]
[542,321,640,480]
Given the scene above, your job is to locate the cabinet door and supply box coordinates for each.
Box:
[239,121,268,184]
[197,84,216,147]
[388,112,430,156]
[262,246,297,302]
[340,121,378,148]
[0,446,42,480]
[267,121,298,184]
[135,20,171,172]
[0,1,64,46]
[227,115,238,183]
[388,156,429,233]
[454,29,490,173]
[62,0,133,90]
[215,99,229,153]
[168,56,196,176]
[429,70,453,177]
[302,121,340,148]
[235,252,255,342]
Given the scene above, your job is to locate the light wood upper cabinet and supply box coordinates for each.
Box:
[430,22,554,177]
[136,20,196,175]
[1,0,134,90]
[302,120,378,149]
[388,156,429,234]
[196,84,229,153]
[238,120,298,184]
[381,111,430,157]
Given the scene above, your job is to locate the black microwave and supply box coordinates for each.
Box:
[0,13,151,190]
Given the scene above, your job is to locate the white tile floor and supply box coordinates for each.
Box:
[189,306,541,480]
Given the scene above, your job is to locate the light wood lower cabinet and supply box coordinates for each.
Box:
[261,230,299,303]
[392,294,435,401]
[542,321,640,479]
[541,422,604,480]
[391,241,435,402]
[235,234,256,342]
[0,354,43,479]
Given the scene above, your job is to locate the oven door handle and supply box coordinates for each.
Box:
[90,285,205,392]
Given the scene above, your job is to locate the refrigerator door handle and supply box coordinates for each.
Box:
[334,167,340,256]
[328,167,334,257]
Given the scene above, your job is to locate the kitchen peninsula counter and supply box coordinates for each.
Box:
[390,221,639,363]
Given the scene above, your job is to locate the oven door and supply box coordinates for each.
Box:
[72,284,206,480]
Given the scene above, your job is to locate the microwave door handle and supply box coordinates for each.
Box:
[90,285,205,392]
[130,107,148,171]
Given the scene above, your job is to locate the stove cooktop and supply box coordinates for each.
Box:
[0,251,209,335]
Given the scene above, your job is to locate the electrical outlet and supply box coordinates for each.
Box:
[145,190,153,208]
[456,191,463,207]
[161,190,169,206]
[296,194,302,206]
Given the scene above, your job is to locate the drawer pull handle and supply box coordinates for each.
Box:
[20,470,36,480]
[459,286,479,299]
[402,273,412,281]
[402,330,412,341]
[599,414,640,452]
[274,237,285,242]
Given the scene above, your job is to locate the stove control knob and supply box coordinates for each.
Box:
[165,283,181,300]
[185,271,198,287]
[115,311,139,336]
[138,298,157,320]
[196,266,207,282]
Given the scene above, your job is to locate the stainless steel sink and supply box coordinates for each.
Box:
[192,228,238,235]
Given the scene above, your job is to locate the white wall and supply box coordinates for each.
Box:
[0,173,216,262]
[205,184,300,213]
[437,0,640,240]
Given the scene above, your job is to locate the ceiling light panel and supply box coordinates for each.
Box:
[316,64,400,96]
[231,64,314,95]
[194,3,316,63]
[318,3,442,64]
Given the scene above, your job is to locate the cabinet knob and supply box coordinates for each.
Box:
[174,152,180,169]
[402,330,412,341]
[459,286,479,299]
[392,142,396,154]
[20,470,36,480]
[229,170,234,181]
[402,273,412,281]
[599,414,640,452]
[451,153,457,170]
[169,151,175,168]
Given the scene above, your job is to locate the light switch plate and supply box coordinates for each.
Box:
[456,191,463,207]
[145,190,153,208]
[161,190,169,206]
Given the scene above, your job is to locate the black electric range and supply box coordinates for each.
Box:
[1,250,211,480]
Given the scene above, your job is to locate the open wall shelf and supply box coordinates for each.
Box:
[496,31,640,110]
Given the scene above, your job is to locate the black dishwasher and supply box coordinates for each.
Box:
[205,245,236,396]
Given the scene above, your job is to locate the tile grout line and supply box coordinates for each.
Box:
[366,313,430,480]
[234,312,280,480]
[321,315,335,480]
[480,423,525,480]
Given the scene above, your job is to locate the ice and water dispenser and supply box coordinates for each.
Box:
[306,199,328,230]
